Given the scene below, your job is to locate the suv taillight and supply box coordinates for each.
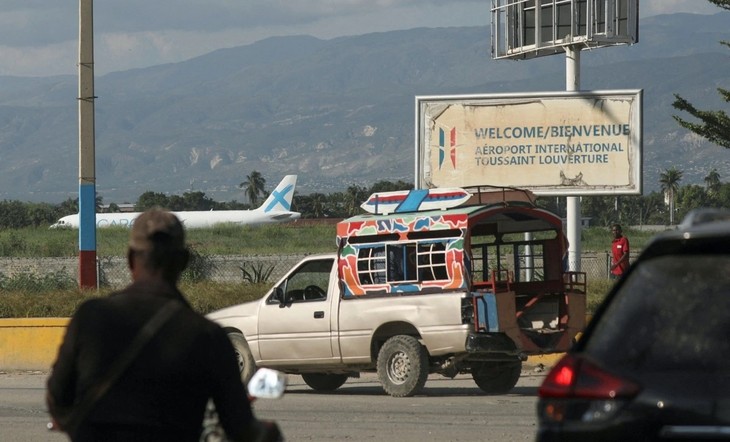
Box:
[538,354,641,424]
[540,354,640,399]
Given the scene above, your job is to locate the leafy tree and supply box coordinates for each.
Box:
[239,171,266,206]
[167,195,185,211]
[181,191,216,211]
[713,182,730,207]
[325,191,347,217]
[709,0,730,11]
[368,180,413,194]
[0,200,28,228]
[219,200,247,210]
[704,168,722,194]
[57,198,78,215]
[659,167,683,225]
[672,0,730,148]
[309,193,328,218]
[626,193,663,226]
[26,202,60,227]
[343,185,368,216]
[295,192,330,218]
[52,195,102,214]
[676,185,711,221]
[535,196,564,218]
[136,191,170,211]
[580,196,616,227]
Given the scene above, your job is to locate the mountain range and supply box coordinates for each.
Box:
[1,11,729,203]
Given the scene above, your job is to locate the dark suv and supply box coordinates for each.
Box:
[536,209,730,441]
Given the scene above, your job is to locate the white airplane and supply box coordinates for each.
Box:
[50,175,300,229]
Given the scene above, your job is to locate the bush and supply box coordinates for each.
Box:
[0,270,76,292]
[239,262,276,283]
[182,282,269,314]
[0,281,269,318]
[586,278,614,314]
[0,289,103,318]
[181,247,215,283]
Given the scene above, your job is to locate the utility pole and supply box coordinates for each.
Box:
[78,0,97,289]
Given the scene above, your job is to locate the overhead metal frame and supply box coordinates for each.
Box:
[491,0,638,60]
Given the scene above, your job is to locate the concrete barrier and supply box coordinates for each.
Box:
[0,318,68,371]
[0,318,568,371]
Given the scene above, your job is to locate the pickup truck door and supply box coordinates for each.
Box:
[257,257,337,364]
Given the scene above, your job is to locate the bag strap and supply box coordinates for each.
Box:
[64,300,182,434]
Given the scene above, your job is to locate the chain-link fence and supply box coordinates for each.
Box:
[579,251,640,280]
[0,254,309,291]
[101,254,308,288]
[0,252,639,291]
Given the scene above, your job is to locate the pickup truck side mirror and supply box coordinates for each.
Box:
[273,287,286,305]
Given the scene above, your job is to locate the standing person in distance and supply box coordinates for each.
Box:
[46,208,262,441]
[610,223,630,279]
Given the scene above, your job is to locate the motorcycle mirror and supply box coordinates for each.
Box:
[247,368,287,399]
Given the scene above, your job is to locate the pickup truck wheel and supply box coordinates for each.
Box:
[472,361,522,394]
[301,373,348,392]
[377,335,429,397]
[228,333,257,385]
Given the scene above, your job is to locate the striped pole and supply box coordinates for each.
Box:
[78,0,97,289]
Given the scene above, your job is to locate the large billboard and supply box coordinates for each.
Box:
[491,0,639,60]
[415,90,642,196]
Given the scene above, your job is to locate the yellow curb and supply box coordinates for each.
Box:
[0,318,69,371]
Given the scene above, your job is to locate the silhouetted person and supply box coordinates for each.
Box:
[47,209,259,441]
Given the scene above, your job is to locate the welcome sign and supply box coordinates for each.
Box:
[416,91,642,196]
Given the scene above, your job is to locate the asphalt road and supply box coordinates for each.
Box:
[0,368,547,441]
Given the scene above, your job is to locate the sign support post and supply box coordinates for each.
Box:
[566,46,581,272]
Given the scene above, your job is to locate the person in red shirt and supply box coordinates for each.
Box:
[610,224,630,279]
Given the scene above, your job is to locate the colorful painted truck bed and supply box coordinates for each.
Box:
[337,207,471,297]
[336,196,586,354]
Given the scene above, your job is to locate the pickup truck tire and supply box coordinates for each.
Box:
[377,335,429,397]
[471,361,522,394]
[228,333,257,384]
[301,373,349,392]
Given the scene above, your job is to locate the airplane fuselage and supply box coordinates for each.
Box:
[52,210,300,229]
[50,175,300,229]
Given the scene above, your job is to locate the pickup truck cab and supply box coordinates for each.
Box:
[208,188,586,397]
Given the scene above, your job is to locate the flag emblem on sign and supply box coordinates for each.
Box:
[438,127,457,170]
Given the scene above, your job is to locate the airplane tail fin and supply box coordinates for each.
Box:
[256,175,297,213]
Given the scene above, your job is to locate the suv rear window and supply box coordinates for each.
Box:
[584,255,730,373]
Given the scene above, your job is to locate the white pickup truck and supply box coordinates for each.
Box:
[208,188,586,397]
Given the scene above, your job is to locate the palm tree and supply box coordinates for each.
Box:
[704,168,721,194]
[660,167,683,225]
[344,185,367,216]
[239,171,266,207]
[310,193,326,218]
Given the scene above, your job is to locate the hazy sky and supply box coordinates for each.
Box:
[0,0,722,77]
